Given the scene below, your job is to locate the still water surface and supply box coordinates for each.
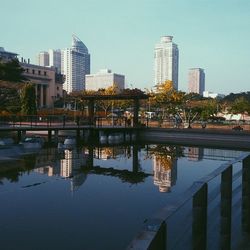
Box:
[0,144,245,250]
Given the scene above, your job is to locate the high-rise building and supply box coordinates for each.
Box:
[49,49,61,73]
[154,36,179,90]
[37,50,62,73]
[62,35,90,93]
[188,68,205,95]
[37,51,49,67]
[85,69,125,91]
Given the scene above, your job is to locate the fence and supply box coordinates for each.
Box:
[138,117,250,130]
[0,115,89,128]
[127,153,250,250]
[0,115,134,128]
[1,115,250,131]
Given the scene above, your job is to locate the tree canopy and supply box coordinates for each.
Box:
[0,59,26,82]
[229,97,250,115]
[20,83,37,115]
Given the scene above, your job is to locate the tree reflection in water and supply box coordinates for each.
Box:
[0,154,37,184]
[81,165,151,184]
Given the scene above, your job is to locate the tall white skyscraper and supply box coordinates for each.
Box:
[62,35,90,93]
[49,49,62,73]
[188,68,205,95]
[154,36,179,89]
[37,51,49,67]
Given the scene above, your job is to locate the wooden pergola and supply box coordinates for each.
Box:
[81,94,149,126]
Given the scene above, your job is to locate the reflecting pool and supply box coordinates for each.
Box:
[0,144,245,250]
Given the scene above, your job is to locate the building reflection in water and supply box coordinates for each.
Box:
[6,144,184,192]
[153,155,177,193]
[35,148,87,192]
[184,147,243,161]
[147,145,182,193]
[187,147,204,161]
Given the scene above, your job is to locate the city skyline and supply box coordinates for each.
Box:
[2,0,250,94]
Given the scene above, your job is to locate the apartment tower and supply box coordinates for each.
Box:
[62,35,90,93]
[154,36,179,90]
[37,51,49,67]
[188,68,205,95]
[49,49,62,73]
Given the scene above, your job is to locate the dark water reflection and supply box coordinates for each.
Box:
[0,144,245,250]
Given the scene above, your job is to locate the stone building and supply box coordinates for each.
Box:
[21,62,64,108]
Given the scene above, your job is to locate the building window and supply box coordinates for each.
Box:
[44,71,47,76]
[32,69,35,74]
[26,68,29,73]
[38,70,41,75]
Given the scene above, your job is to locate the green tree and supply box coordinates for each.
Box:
[229,97,250,119]
[0,59,25,82]
[199,99,219,120]
[21,83,37,115]
[0,81,23,114]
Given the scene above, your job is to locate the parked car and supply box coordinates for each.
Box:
[232,125,243,131]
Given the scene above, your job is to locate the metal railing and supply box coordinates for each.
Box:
[127,153,250,250]
[1,115,249,131]
[139,117,250,130]
[0,115,140,129]
[0,115,89,128]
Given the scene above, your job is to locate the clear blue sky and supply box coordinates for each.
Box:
[2,0,250,94]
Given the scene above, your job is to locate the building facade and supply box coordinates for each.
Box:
[188,68,205,95]
[37,51,49,67]
[21,62,63,108]
[85,69,125,91]
[49,49,62,73]
[1,47,63,108]
[154,36,179,90]
[62,35,90,93]
[203,91,225,99]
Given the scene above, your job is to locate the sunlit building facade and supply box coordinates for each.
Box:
[188,68,205,95]
[154,36,179,90]
[49,49,62,73]
[37,51,49,67]
[20,62,63,108]
[62,35,90,93]
[85,69,125,91]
